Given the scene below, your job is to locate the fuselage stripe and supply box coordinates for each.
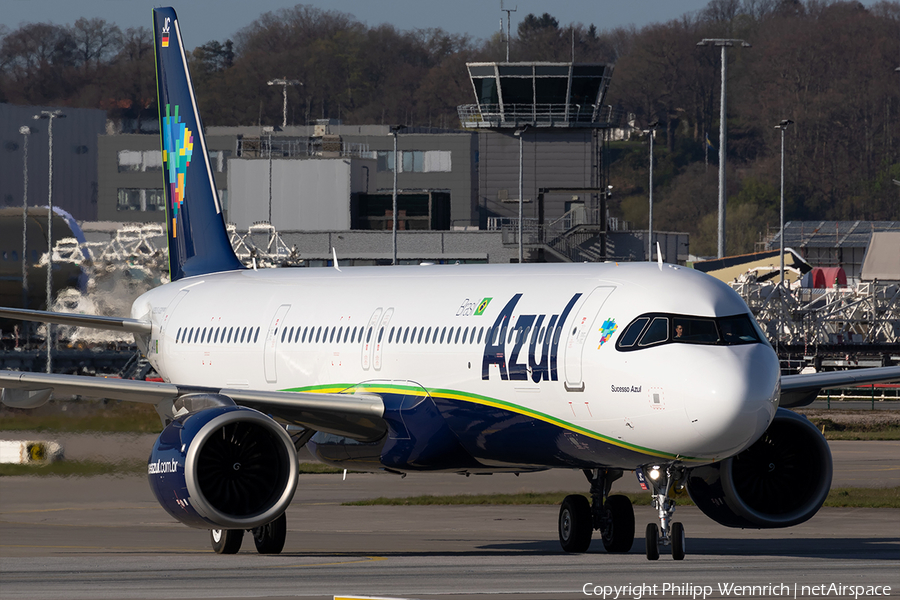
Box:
[282,382,702,462]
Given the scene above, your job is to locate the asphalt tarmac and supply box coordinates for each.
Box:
[1,441,899,600]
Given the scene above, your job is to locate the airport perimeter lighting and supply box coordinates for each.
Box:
[775,119,793,289]
[514,126,530,263]
[390,125,406,265]
[697,38,751,259]
[267,78,302,129]
[643,120,660,261]
[19,126,32,313]
[33,110,65,373]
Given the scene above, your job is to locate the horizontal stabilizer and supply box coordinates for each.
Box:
[0,307,152,335]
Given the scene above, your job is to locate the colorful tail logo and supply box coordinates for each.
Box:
[161,104,193,238]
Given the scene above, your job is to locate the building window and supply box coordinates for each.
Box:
[117,188,165,212]
[117,150,162,172]
[376,150,451,173]
[209,150,231,172]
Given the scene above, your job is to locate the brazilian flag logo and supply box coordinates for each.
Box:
[474,297,492,316]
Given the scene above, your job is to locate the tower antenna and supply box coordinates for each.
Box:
[501,1,517,62]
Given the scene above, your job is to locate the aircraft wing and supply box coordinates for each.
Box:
[0,370,386,441]
[780,365,900,408]
[0,307,152,335]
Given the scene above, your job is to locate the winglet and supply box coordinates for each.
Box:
[332,248,342,272]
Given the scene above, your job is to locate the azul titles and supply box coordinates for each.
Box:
[482,293,581,383]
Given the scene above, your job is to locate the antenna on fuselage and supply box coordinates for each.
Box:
[656,242,663,270]
[332,247,342,272]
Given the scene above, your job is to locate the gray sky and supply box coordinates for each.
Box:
[8,0,757,50]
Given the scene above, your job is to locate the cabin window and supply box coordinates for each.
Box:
[477,327,484,343]
[388,327,395,343]
[377,328,384,343]
[200,328,206,344]
[403,327,409,343]
[254,327,260,343]
[176,328,182,343]
[330,327,336,343]
[416,327,423,343]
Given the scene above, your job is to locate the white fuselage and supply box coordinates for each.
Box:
[132,262,779,469]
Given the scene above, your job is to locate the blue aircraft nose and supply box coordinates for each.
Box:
[683,343,779,459]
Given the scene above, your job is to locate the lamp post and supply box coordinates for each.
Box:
[19,126,32,312]
[643,120,659,261]
[34,110,65,373]
[775,119,793,287]
[267,78,302,129]
[389,125,406,265]
[514,126,529,263]
[697,38,751,259]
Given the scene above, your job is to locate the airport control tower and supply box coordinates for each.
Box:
[457,62,617,262]
[458,62,614,129]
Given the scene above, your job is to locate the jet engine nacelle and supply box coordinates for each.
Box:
[686,408,832,528]
[147,404,298,529]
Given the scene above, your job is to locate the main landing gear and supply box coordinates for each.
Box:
[210,512,287,555]
[558,469,635,554]
[641,464,686,561]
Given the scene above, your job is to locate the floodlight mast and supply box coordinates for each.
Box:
[267,78,302,129]
[33,109,65,373]
[775,119,793,288]
[697,38,751,259]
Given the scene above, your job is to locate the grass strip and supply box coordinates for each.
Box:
[1,403,162,434]
[343,487,900,509]
[0,459,147,478]
[823,486,900,508]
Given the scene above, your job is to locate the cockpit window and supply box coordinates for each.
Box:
[617,317,649,347]
[616,313,763,351]
[672,317,718,343]
[638,317,669,347]
[718,315,764,343]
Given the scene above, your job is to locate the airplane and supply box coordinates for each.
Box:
[2,6,900,560]
[0,207,85,311]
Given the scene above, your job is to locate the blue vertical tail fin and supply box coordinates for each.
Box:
[152,7,243,281]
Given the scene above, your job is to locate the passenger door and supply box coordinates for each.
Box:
[264,304,291,384]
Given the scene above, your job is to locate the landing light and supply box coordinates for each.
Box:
[649,467,661,480]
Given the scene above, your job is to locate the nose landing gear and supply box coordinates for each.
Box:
[558,468,635,554]
[640,464,686,560]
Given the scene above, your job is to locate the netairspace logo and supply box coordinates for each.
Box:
[582,582,893,599]
[148,459,180,475]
